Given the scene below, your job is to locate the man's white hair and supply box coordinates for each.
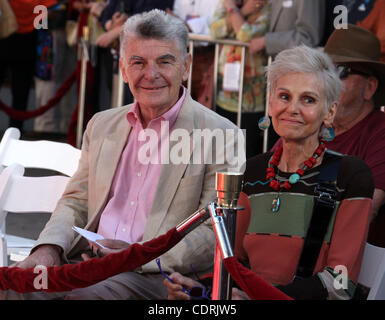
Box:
[120,9,188,61]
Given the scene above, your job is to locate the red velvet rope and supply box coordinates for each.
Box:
[0,228,182,293]
[0,66,78,121]
[223,257,294,300]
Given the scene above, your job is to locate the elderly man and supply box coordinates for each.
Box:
[323,25,385,246]
[2,9,245,300]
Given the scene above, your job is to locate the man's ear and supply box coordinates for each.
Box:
[182,53,192,82]
[119,58,129,83]
[364,76,379,101]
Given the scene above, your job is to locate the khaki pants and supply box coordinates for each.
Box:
[0,272,168,300]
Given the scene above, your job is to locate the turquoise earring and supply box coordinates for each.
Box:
[258,116,271,130]
[320,126,335,141]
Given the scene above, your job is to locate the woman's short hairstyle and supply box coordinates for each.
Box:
[266,45,342,111]
[120,9,188,61]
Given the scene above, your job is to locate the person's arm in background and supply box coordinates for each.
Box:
[88,1,108,19]
[210,0,235,39]
[99,0,120,30]
[261,0,325,56]
[96,2,128,47]
[210,0,269,41]
[72,0,89,12]
[372,189,385,222]
[363,127,385,222]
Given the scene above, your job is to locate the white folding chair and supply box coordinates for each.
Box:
[0,163,70,266]
[0,127,80,265]
[0,127,81,176]
[357,242,385,299]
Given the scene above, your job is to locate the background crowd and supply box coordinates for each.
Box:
[0,1,383,140]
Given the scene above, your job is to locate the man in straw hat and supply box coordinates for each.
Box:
[324,24,385,247]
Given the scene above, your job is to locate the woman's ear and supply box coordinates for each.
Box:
[323,101,338,127]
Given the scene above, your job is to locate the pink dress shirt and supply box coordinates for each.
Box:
[97,87,186,243]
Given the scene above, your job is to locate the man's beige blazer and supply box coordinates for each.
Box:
[34,94,245,274]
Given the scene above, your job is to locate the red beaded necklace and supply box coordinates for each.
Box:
[266,140,327,191]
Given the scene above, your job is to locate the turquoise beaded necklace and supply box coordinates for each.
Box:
[267,140,326,212]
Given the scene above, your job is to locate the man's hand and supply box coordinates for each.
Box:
[89,2,107,18]
[241,0,267,16]
[249,36,265,53]
[164,272,202,300]
[111,12,128,29]
[81,239,131,261]
[224,0,237,11]
[14,245,62,269]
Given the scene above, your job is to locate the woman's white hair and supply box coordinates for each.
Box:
[119,9,188,61]
[266,45,342,111]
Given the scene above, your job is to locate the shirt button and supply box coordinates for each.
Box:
[122,228,126,232]
[137,172,142,177]
[130,201,135,206]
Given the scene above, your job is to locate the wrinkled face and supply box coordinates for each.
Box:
[269,72,334,142]
[120,36,190,113]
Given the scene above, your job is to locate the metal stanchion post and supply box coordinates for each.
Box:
[211,172,244,300]
[262,56,272,153]
[236,46,246,128]
[76,26,89,149]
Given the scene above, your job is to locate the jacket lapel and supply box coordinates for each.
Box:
[88,114,132,230]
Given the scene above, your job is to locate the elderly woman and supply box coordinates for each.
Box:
[164,45,374,300]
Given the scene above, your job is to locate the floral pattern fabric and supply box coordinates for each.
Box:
[210,1,271,113]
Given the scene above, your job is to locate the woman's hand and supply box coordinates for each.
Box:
[232,287,251,300]
[164,272,202,300]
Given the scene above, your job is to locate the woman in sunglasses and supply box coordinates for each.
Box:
[163,45,374,300]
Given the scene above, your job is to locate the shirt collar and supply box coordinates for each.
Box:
[126,86,186,129]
